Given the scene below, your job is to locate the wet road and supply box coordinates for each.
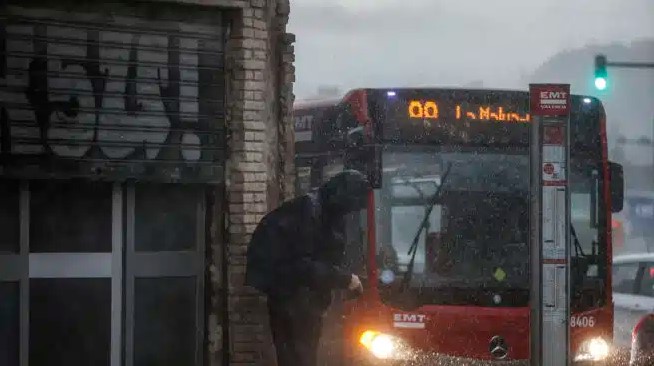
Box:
[615,309,637,349]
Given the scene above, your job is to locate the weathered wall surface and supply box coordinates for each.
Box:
[221,0,295,365]
[0,0,294,364]
[158,0,297,364]
[0,1,228,182]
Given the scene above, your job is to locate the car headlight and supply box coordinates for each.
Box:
[359,330,412,360]
[574,337,610,362]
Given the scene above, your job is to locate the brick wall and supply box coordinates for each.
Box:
[220,0,295,365]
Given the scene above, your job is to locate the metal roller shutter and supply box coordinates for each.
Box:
[0,2,226,182]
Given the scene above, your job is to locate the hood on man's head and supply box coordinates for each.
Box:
[318,170,370,215]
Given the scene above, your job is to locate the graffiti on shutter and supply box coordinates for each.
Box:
[0,5,226,182]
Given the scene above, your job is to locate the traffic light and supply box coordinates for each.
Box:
[594,54,607,90]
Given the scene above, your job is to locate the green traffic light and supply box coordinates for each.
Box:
[594,77,607,90]
[594,54,608,91]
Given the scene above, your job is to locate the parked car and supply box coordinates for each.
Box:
[624,192,654,253]
[630,313,654,366]
[612,253,654,348]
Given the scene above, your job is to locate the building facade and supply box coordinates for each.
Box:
[0,0,295,365]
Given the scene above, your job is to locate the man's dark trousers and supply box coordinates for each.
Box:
[267,294,324,366]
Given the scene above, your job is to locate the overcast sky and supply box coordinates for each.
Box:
[288,0,654,99]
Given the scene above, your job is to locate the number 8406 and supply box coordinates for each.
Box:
[570,316,595,328]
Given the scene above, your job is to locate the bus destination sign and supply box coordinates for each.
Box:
[380,89,532,145]
[376,88,599,150]
[408,100,531,123]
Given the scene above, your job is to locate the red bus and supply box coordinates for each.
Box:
[293,88,624,365]
[612,218,625,255]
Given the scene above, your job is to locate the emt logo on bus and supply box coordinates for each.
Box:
[393,313,427,329]
[294,114,314,142]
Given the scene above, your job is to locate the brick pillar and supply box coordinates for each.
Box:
[223,0,295,364]
[278,30,296,201]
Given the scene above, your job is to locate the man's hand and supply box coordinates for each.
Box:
[348,274,363,293]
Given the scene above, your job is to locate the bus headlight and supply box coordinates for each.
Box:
[359,330,409,360]
[574,337,610,362]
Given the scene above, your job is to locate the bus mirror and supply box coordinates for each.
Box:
[346,126,365,147]
[609,162,624,213]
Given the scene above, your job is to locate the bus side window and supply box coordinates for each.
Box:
[322,157,344,184]
[296,166,312,195]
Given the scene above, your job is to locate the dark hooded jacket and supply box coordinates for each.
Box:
[245,170,369,311]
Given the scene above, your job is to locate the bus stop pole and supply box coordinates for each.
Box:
[529,91,543,366]
[529,84,572,366]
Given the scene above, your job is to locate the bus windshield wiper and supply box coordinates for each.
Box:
[401,163,453,289]
[571,224,586,258]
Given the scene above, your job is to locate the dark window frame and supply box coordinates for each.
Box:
[0,180,208,366]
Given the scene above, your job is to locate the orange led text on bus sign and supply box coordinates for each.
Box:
[408,100,530,122]
[409,100,439,119]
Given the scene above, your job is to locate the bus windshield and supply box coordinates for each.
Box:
[375,147,605,309]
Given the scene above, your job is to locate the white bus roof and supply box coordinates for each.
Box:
[294,97,341,110]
